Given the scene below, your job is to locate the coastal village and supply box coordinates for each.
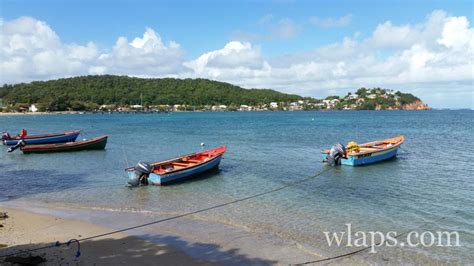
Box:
[0,88,430,113]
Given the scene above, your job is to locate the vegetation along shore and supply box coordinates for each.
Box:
[0,75,429,113]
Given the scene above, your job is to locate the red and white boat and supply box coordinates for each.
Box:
[126,146,226,185]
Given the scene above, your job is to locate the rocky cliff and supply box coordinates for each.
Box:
[402,100,430,110]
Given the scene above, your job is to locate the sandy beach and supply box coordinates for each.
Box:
[0,112,82,116]
[0,203,333,265]
[0,207,219,265]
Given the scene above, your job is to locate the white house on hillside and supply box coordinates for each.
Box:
[29,104,38,112]
[322,99,339,109]
[239,105,252,111]
[367,94,377,99]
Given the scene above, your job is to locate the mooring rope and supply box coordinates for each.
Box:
[0,167,333,259]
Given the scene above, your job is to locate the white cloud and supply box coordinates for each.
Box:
[437,16,474,50]
[0,16,98,83]
[370,21,418,48]
[310,14,352,28]
[95,28,184,76]
[1,10,473,108]
[183,41,270,80]
[271,18,301,39]
[187,10,473,108]
[0,18,184,84]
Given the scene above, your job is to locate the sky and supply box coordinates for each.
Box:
[1,0,473,108]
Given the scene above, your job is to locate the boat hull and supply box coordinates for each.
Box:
[341,146,399,166]
[3,131,80,146]
[125,147,226,186]
[127,153,223,185]
[21,136,107,154]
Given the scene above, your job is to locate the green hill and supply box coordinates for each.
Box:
[0,75,303,111]
[0,75,427,111]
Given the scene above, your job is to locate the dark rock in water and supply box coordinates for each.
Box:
[5,255,47,265]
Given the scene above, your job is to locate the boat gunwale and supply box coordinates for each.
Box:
[321,135,405,156]
[20,135,108,152]
[156,154,223,176]
[6,130,81,140]
[125,146,226,174]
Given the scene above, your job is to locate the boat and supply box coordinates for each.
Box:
[2,130,81,146]
[13,136,108,154]
[322,135,404,166]
[127,146,227,186]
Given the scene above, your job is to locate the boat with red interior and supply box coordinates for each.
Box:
[127,146,227,185]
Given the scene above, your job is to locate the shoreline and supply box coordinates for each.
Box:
[0,111,82,116]
[0,108,438,117]
[0,202,328,265]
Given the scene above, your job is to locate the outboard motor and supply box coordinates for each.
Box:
[8,140,25,153]
[324,143,346,166]
[128,162,152,186]
[2,132,11,141]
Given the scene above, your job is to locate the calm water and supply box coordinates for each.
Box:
[1,111,473,263]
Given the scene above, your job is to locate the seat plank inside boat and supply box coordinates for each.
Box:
[173,162,193,167]
[359,147,382,152]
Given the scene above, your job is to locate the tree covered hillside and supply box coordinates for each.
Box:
[0,75,303,111]
[0,75,428,112]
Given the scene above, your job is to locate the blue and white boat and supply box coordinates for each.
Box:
[322,135,404,166]
[2,130,81,146]
[127,146,227,186]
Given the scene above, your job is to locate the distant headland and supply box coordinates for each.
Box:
[0,75,429,113]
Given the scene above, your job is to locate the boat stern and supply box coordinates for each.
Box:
[127,169,162,186]
[127,170,140,186]
[341,156,356,166]
[147,173,162,185]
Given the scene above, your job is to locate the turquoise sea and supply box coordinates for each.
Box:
[1,110,473,263]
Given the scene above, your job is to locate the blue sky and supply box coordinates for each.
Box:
[3,0,471,57]
[1,0,473,108]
